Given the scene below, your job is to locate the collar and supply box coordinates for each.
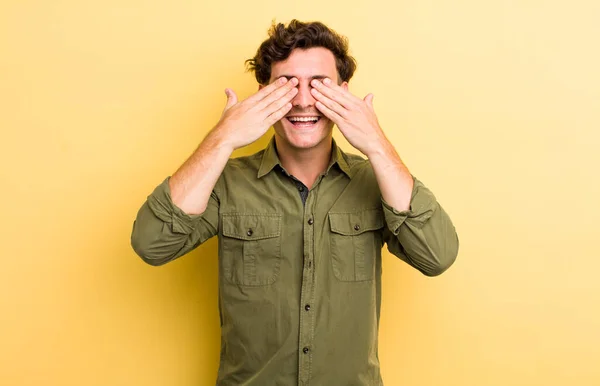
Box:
[257,136,353,179]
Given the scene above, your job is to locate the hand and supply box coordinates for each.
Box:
[215,77,299,150]
[310,78,385,156]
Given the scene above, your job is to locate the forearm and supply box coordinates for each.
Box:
[169,77,297,215]
[367,137,414,211]
[170,127,233,215]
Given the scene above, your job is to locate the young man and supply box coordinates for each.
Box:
[131,20,459,386]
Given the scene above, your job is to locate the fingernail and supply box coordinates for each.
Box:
[279,77,287,84]
[323,78,331,85]
[311,79,320,87]
[291,77,298,85]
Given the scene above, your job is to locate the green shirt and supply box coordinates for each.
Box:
[131,138,459,385]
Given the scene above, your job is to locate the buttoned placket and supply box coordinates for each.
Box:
[279,166,326,385]
[297,174,326,386]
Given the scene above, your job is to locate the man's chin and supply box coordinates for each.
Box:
[275,129,332,151]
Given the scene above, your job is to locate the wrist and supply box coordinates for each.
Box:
[208,123,237,153]
[364,133,392,160]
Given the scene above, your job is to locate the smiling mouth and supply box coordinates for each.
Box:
[286,116,322,127]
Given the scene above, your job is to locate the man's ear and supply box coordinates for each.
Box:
[259,84,265,91]
[341,81,349,91]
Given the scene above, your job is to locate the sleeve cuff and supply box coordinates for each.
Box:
[382,176,437,235]
[146,177,203,235]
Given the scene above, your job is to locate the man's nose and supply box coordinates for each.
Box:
[292,83,316,109]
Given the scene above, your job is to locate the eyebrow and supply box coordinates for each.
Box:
[278,75,329,81]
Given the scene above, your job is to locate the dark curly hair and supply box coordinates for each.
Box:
[246,20,357,85]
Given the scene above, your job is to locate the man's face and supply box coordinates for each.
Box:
[264,47,348,151]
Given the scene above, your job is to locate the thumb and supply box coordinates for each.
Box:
[364,93,374,110]
[224,88,238,110]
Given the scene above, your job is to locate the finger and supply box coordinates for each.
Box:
[263,86,298,116]
[223,88,238,111]
[265,102,293,127]
[256,77,298,112]
[315,100,343,124]
[364,93,374,111]
[246,76,289,105]
[323,77,362,101]
[311,87,348,118]
[311,78,354,108]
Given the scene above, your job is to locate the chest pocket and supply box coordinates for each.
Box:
[329,209,384,282]
[221,213,282,286]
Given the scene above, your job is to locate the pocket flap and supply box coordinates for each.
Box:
[329,209,384,236]
[222,213,281,240]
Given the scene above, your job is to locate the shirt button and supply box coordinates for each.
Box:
[298,185,304,192]
[354,224,360,231]
[307,218,314,225]
[305,304,311,311]
[303,347,309,354]
[247,229,253,236]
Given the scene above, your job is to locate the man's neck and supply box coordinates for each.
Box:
[275,135,333,189]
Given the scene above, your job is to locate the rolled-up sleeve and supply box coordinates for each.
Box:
[131,177,219,266]
[382,176,459,276]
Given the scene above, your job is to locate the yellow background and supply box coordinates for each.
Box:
[2,0,599,385]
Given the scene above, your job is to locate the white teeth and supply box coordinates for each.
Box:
[288,117,319,123]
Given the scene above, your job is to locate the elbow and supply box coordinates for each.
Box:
[421,256,456,276]
[130,235,176,267]
[421,235,459,277]
[130,218,180,266]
